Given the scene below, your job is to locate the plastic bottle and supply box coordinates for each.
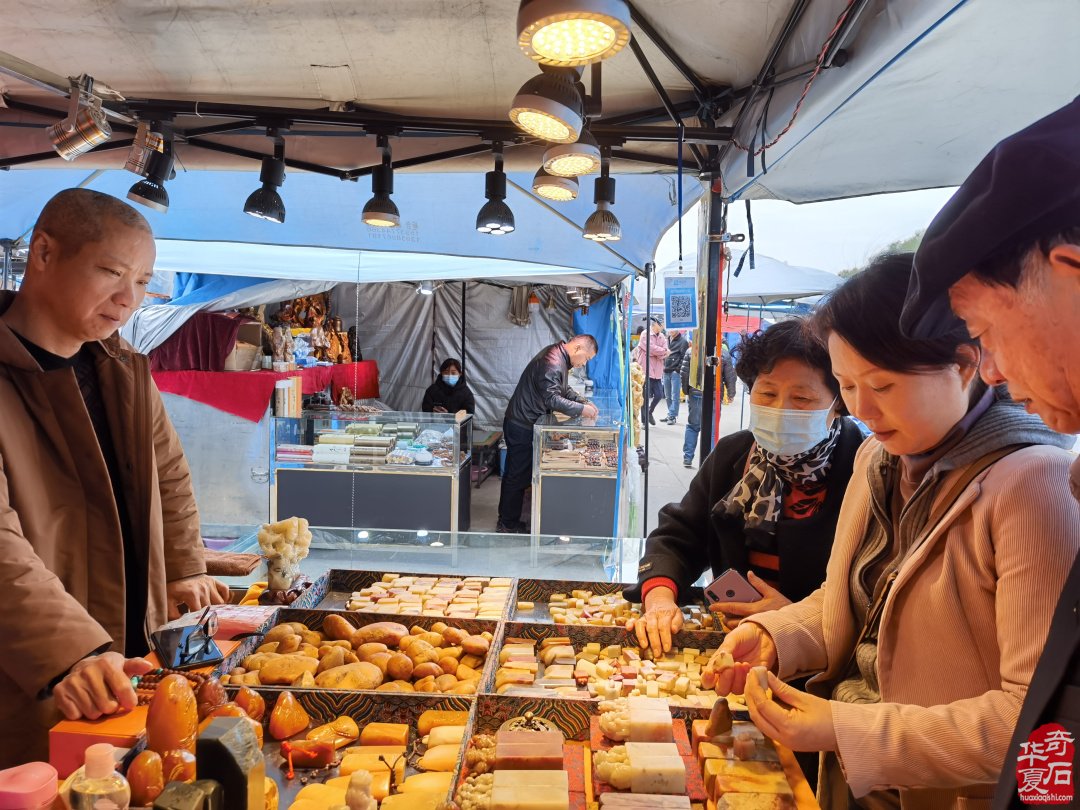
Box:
[69,744,130,810]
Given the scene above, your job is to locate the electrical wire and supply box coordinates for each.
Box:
[733,0,860,156]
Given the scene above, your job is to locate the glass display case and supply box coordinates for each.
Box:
[532,396,625,538]
[271,410,472,531]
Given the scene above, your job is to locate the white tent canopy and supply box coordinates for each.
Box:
[654,248,842,305]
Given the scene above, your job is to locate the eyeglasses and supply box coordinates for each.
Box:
[177,607,219,665]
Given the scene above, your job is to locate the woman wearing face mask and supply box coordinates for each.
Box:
[703,254,1080,810]
[421,358,475,415]
[625,319,865,658]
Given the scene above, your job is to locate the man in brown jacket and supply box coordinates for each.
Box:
[0,188,227,764]
[901,97,1079,808]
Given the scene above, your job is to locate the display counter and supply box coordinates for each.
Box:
[532,397,625,537]
[271,410,472,531]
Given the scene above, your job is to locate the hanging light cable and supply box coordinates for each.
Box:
[582,149,620,242]
[476,143,516,236]
[244,128,287,223]
[362,135,400,228]
[517,0,632,66]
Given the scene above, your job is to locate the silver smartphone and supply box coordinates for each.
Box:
[704,568,763,604]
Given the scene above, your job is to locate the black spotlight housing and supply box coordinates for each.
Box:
[244,131,287,223]
[127,125,175,213]
[476,143,515,236]
[363,135,400,227]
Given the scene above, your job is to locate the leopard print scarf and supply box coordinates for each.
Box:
[721,422,841,534]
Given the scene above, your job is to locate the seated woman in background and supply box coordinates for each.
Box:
[625,318,865,657]
[704,253,1080,809]
[421,358,475,415]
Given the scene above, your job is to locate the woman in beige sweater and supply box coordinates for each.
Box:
[704,253,1080,810]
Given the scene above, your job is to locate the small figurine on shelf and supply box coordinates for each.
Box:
[338,386,355,409]
[309,302,332,362]
[270,326,287,363]
[256,517,314,605]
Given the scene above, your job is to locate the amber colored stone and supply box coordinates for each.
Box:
[268,690,310,740]
[146,674,198,754]
[234,685,266,721]
[127,749,165,806]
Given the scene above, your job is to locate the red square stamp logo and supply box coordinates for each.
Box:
[1017,723,1075,805]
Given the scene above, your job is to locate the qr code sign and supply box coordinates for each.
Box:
[669,293,694,322]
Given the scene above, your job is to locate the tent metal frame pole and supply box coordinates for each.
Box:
[460,281,467,378]
[643,260,653,534]
[627,3,711,101]
[700,184,724,455]
[626,37,706,170]
[0,239,13,292]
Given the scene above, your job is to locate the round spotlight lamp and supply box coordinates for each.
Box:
[532,168,578,201]
[244,157,286,223]
[518,0,632,66]
[476,199,516,235]
[543,130,601,177]
[509,71,584,143]
[583,204,621,242]
[127,179,169,213]
[362,196,400,228]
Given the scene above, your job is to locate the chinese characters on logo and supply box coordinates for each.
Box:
[1017,723,1075,805]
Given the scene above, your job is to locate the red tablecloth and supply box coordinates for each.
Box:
[153,361,380,422]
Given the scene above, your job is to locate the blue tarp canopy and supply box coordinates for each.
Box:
[0,167,702,288]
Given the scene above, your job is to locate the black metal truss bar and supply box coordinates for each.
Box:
[180,120,256,138]
[627,36,707,169]
[184,137,350,179]
[598,100,701,127]
[125,98,730,144]
[3,95,138,133]
[344,143,492,179]
[0,138,135,169]
[627,2,711,100]
[609,149,684,169]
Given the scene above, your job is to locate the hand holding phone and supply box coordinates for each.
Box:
[704,568,763,605]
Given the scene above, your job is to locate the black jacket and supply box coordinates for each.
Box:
[421,374,476,414]
[505,342,586,428]
[680,349,699,395]
[664,331,689,373]
[625,418,865,604]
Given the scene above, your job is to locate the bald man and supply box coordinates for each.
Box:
[0,188,227,763]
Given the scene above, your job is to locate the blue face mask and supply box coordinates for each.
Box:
[443,374,460,386]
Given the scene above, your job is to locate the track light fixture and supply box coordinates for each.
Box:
[532,167,578,202]
[127,124,174,213]
[244,129,287,223]
[543,127,600,177]
[476,143,515,236]
[582,150,620,242]
[509,66,584,144]
[517,0,632,66]
[47,75,112,161]
[362,135,400,228]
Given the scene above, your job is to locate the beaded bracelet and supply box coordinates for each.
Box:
[132,667,209,706]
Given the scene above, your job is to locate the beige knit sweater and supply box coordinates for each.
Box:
[750,440,1080,810]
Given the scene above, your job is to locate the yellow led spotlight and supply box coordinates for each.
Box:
[532,167,579,201]
[582,174,620,242]
[509,69,584,143]
[362,135,400,228]
[517,0,632,67]
[543,128,600,177]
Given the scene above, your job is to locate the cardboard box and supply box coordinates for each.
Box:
[224,322,264,371]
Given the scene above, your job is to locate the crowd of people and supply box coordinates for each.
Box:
[0,91,1075,810]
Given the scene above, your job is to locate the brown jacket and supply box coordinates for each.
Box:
[0,292,206,764]
[752,439,1080,810]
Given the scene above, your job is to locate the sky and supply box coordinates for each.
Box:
[652,186,959,278]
